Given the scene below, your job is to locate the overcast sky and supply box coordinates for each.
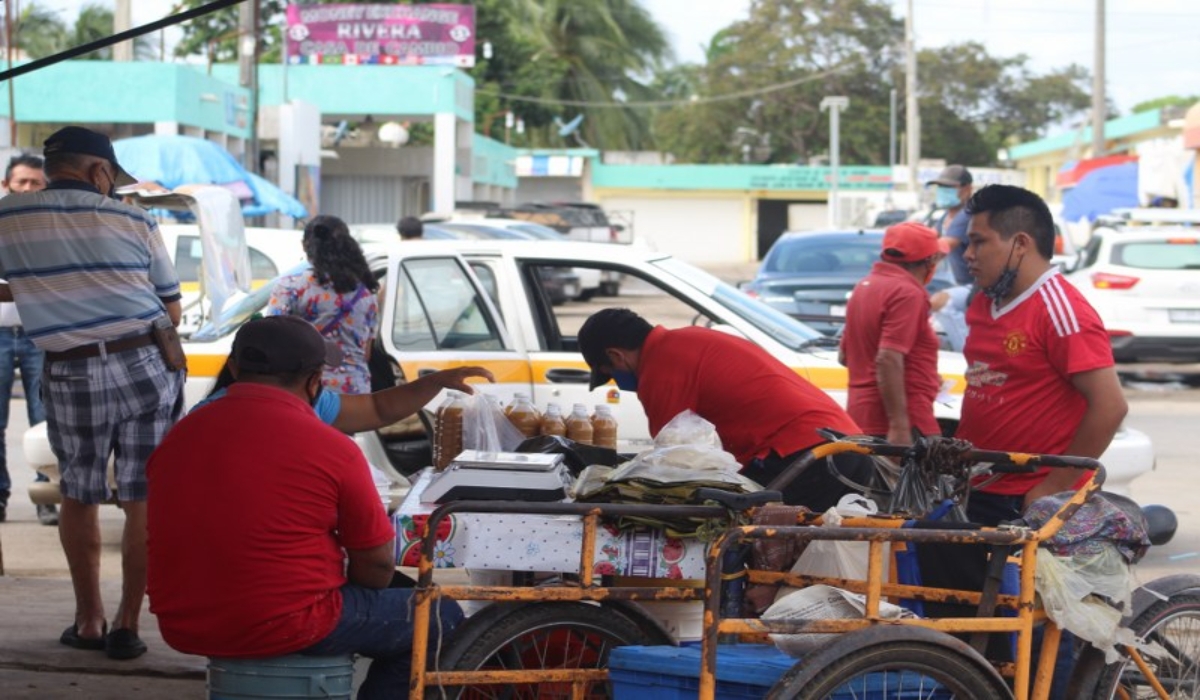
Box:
[33,0,1200,120]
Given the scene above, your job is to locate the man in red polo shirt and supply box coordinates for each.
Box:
[577,308,869,511]
[841,222,947,445]
[147,316,463,699]
[958,184,1127,525]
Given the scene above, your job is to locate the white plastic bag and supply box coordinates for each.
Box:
[461,392,525,453]
[763,584,916,656]
[653,409,724,450]
[1035,545,1141,664]
[776,494,880,602]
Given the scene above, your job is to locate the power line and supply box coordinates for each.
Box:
[475,63,857,109]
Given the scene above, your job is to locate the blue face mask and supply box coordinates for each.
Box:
[610,370,639,392]
[935,186,961,209]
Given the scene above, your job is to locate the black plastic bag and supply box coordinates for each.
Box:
[514,434,624,475]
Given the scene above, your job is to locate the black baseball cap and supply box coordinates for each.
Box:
[232,316,343,375]
[926,164,973,188]
[43,126,136,186]
[577,308,653,390]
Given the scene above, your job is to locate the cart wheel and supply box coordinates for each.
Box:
[425,601,662,699]
[1069,593,1200,699]
[766,627,1011,700]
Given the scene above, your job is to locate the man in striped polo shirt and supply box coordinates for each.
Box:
[0,126,184,660]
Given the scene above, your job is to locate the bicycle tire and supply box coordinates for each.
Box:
[1069,593,1200,699]
[424,601,659,699]
[767,628,1011,700]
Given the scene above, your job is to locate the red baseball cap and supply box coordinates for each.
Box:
[881,222,949,263]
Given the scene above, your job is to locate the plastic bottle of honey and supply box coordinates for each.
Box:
[591,405,618,450]
[506,393,542,439]
[539,403,567,437]
[565,403,594,445]
[435,392,466,469]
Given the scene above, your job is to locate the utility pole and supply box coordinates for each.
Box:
[821,96,850,229]
[5,0,15,146]
[113,0,133,61]
[1091,0,1106,157]
[238,1,260,172]
[889,87,897,168]
[904,0,920,195]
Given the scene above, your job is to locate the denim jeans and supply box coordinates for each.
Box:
[0,326,46,497]
[300,584,464,700]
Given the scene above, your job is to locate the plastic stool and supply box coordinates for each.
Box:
[207,653,354,699]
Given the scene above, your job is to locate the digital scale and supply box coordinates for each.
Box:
[420,450,573,504]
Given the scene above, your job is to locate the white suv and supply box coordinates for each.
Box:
[1067,216,1200,362]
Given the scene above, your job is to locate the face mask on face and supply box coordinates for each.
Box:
[982,241,1022,305]
[610,369,639,392]
[309,384,324,408]
[935,186,961,209]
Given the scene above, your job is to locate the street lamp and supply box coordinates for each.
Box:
[821,96,850,229]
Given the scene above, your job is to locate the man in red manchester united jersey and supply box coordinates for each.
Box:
[957,185,1127,525]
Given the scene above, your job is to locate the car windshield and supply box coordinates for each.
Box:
[190,262,309,342]
[762,234,883,275]
[1113,239,1200,269]
[654,257,823,349]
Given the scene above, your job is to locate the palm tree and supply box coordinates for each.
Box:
[9,2,69,60]
[72,3,155,60]
[507,0,671,150]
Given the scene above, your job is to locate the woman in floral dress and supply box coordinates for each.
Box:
[266,215,379,394]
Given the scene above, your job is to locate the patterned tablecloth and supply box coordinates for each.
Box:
[392,468,707,579]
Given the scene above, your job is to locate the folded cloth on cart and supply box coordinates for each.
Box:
[392,473,707,578]
[1021,491,1150,563]
[1024,491,1151,664]
[571,412,759,536]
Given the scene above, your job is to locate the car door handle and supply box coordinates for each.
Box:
[545,368,592,384]
[418,368,437,378]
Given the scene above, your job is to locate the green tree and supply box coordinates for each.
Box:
[72,3,156,60]
[8,2,69,60]
[1132,95,1199,114]
[173,0,287,63]
[653,0,903,164]
[916,43,1092,164]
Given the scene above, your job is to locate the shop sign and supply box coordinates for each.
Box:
[285,3,475,67]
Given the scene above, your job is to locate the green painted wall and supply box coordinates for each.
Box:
[1009,110,1164,160]
[0,61,251,138]
[214,64,475,122]
[471,134,517,187]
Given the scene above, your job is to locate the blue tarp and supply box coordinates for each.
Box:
[113,135,308,219]
[1061,162,1140,222]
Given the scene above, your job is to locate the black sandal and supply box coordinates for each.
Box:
[60,623,107,651]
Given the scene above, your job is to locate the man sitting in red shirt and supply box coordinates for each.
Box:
[577,308,871,511]
[147,316,463,699]
[841,222,947,445]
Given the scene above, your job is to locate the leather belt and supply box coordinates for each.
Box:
[45,332,155,363]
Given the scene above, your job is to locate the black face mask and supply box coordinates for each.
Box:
[983,241,1022,306]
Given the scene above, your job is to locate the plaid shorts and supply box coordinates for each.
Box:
[44,344,184,505]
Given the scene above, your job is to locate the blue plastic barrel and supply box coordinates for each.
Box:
[207,654,355,699]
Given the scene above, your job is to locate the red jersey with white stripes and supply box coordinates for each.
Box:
[957,269,1114,496]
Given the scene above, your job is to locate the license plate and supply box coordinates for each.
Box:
[1169,309,1200,323]
[829,304,846,317]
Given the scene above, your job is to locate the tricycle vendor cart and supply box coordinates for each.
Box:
[404,438,1200,699]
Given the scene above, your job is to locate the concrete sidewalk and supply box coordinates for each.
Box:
[0,577,207,698]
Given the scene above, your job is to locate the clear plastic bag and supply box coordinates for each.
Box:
[764,584,916,657]
[461,392,525,453]
[1035,544,1140,664]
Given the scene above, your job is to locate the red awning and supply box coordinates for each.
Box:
[1057,154,1138,189]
